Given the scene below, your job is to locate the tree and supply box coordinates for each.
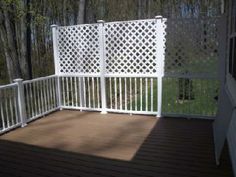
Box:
[0,0,31,82]
[78,0,86,24]
[0,0,222,84]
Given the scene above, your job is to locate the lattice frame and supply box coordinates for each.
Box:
[104,19,159,75]
[54,17,220,78]
[57,24,100,74]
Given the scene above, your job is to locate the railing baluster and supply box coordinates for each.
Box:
[37,81,41,114]
[0,97,5,130]
[114,78,117,110]
[135,78,137,111]
[66,77,69,106]
[14,87,19,123]
[140,78,143,111]
[97,77,100,108]
[125,78,127,111]
[145,78,148,111]
[130,78,132,111]
[92,77,95,108]
[5,89,10,127]
[9,90,14,125]
[83,77,86,107]
[51,78,55,108]
[79,77,83,108]
[44,79,49,111]
[119,77,122,110]
[109,77,112,109]
[75,77,78,107]
[30,83,35,116]
[87,77,91,108]
[33,82,37,115]
[49,78,52,109]
[45,80,48,111]
[25,84,29,117]
[70,77,74,107]
[151,78,153,112]
[43,81,47,113]
[62,77,65,106]
[41,80,45,113]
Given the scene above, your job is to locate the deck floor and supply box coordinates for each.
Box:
[0,110,233,177]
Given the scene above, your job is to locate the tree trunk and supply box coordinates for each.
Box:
[78,0,86,24]
[63,0,67,25]
[26,0,32,79]
[138,0,142,19]
[100,0,105,19]
[0,1,31,82]
[19,0,29,80]
[147,0,151,18]
[0,8,22,82]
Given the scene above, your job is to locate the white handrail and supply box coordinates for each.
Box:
[0,83,17,89]
[23,75,56,84]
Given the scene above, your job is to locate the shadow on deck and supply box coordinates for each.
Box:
[0,110,233,177]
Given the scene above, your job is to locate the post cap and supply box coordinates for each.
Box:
[97,20,105,23]
[14,78,23,82]
[155,15,163,19]
[51,24,58,28]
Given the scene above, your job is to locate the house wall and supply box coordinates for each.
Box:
[214,0,236,175]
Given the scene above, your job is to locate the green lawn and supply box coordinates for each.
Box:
[125,77,219,116]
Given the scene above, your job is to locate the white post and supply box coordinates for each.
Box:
[51,24,62,110]
[98,20,107,114]
[155,16,166,117]
[56,76,62,110]
[14,79,27,127]
[51,24,59,75]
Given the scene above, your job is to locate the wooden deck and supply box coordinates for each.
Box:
[0,110,233,177]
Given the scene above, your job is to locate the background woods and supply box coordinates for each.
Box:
[0,0,222,84]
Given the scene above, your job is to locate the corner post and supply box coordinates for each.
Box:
[51,24,62,110]
[98,20,107,114]
[155,15,165,117]
[14,79,27,127]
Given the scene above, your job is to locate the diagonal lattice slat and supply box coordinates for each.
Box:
[57,24,100,74]
[55,17,219,78]
[104,20,159,75]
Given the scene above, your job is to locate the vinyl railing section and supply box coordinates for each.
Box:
[23,75,59,121]
[0,83,21,132]
[0,16,221,133]
[105,77,159,115]
[59,76,102,111]
[0,76,60,134]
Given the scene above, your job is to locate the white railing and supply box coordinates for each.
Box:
[0,83,21,132]
[0,17,221,133]
[23,75,59,121]
[59,76,101,111]
[0,74,219,134]
[0,75,60,134]
[106,77,158,115]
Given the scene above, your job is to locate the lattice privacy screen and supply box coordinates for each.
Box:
[164,17,219,77]
[104,20,158,75]
[55,17,219,77]
[57,24,100,74]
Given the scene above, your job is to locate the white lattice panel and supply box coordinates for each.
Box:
[164,17,219,77]
[104,20,159,75]
[57,24,100,74]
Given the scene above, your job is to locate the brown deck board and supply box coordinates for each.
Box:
[0,110,233,177]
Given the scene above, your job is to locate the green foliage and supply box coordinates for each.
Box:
[0,0,222,83]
